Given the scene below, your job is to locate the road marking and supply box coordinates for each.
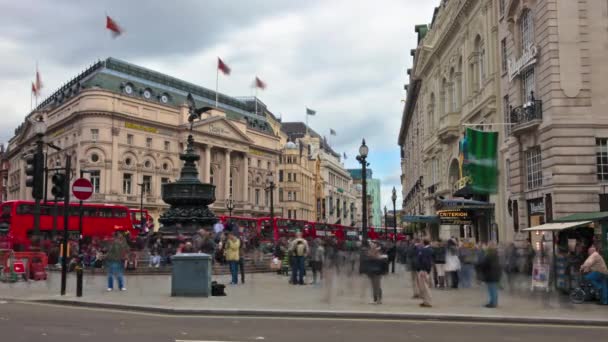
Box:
[176,340,239,342]
[16,301,608,330]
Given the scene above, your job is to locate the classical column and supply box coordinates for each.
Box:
[242,153,249,202]
[224,149,231,199]
[203,145,211,183]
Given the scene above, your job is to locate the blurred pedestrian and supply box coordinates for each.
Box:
[459,241,477,288]
[311,239,325,285]
[364,241,386,304]
[416,239,434,307]
[445,238,461,289]
[478,242,501,308]
[105,232,129,292]
[432,240,446,288]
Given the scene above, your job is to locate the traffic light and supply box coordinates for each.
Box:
[25,151,44,200]
[51,173,66,199]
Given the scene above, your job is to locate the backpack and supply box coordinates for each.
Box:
[211,281,226,296]
[295,241,306,257]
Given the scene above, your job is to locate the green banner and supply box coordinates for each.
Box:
[464,128,498,194]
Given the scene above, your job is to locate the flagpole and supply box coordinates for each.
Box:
[215,65,219,109]
[30,87,33,112]
[254,85,258,115]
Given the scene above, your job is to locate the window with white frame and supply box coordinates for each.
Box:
[499,0,505,17]
[210,168,214,185]
[123,173,132,194]
[127,134,133,145]
[522,67,535,102]
[520,9,534,51]
[505,159,511,190]
[596,138,608,181]
[164,141,170,151]
[146,137,152,148]
[90,170,100,193]
[143,175,152,194]
[479,44,486,87]
[526,146,542,189]
[91,129,99,141]
[255,189,260,205]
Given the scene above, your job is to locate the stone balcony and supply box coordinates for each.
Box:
[438,111,461,143]
[510,100,543,135]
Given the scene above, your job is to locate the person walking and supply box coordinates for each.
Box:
[416,239,434,307]
[105,232,129,292]
[432,240,447,289]
[459,241,477,288]
[311,239,325,285]
[407,239,421,298]
[224,231,241,285]
[288,232,309,285]
[364,241,386,304]
[478,242,502,308]
[238,233,246,284]
[445,238,461,289]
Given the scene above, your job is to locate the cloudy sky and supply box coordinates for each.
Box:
[0,0,438,208]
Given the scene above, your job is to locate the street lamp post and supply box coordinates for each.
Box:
[356,139,369,246]
[265,172,275,243]
[391,186,398,274]
[226,197,234,223]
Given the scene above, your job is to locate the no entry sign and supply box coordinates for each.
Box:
[72,178,93,201]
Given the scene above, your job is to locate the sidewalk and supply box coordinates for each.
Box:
[1,270,607,324]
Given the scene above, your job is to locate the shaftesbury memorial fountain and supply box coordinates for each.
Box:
[158,94,217,240]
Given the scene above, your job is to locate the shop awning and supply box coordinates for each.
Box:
[553,212,608,223]
[435,199,495,210]
[521,221,592,232]
[401,215,440,224]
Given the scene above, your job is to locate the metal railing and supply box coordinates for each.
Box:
[510,100,542,131]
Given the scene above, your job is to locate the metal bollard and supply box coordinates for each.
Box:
[76,266,83,297]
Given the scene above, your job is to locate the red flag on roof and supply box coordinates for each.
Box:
[254,76,266,90]
[217,57,231,75]
[31,82,38,96]
[106,15,123,38]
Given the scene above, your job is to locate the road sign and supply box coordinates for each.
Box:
[72,178,93,201]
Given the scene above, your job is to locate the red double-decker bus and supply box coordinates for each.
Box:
[0,200,138,248]
[312,222,339,242]
[218,216,261,237]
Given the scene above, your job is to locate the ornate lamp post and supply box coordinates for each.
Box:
[226,196,234,223]
[355,139,369,246]
[391,186,397,273]
[265,172,275,243]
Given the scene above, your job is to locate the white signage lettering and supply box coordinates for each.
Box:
[508,45,538,81]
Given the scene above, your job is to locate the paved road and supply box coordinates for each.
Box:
[1,301,607,342]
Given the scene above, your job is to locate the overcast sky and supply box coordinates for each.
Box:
[0,0,438,209]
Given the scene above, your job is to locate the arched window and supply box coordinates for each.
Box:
[457,57,463,107]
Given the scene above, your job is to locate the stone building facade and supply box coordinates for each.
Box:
[281,122,358,226]
[499,0,608,238]
[399,0,508,242]
[4,58,282,226]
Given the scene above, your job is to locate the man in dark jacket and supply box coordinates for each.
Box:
[478,242,501,308]
[416,239,434,307]
[406,239,421,298]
